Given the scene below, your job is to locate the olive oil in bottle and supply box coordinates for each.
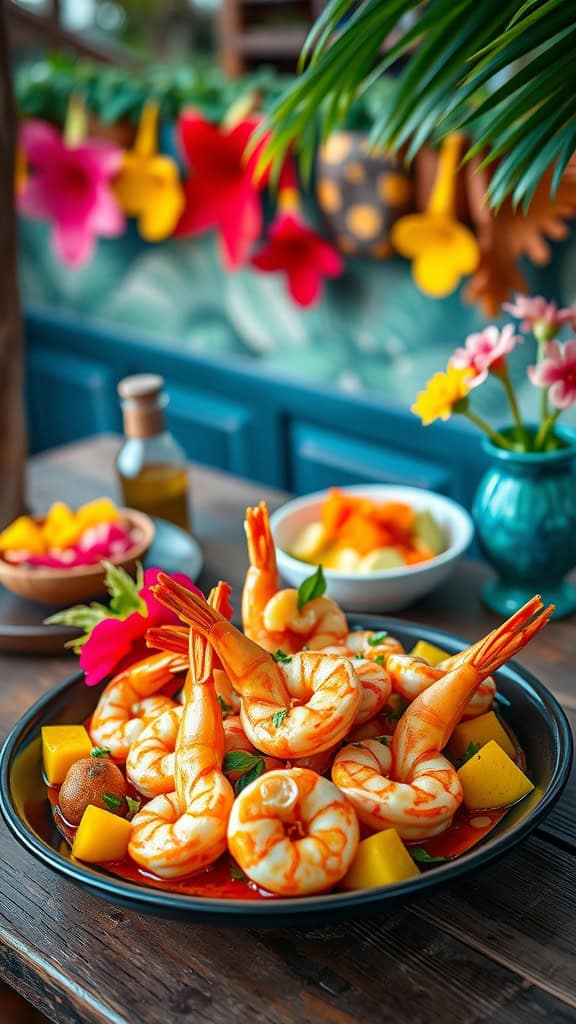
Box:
[116,374,191,531]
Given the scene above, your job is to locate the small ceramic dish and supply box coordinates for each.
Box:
[270,485,474,612]
[0,615,571,926]
[0,508,155,606]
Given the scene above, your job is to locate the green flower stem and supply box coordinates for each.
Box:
[497,366,527,445]
[534,408,561,451]
[536,338,549,425]
[462,409,519,451]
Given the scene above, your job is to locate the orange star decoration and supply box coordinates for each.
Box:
[411,365,473,426]
[391,134,480,298]
[113,101,185,242]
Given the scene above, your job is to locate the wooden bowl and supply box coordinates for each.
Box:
[0,508,155,607]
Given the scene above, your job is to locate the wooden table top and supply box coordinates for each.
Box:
[1,436,575,1024]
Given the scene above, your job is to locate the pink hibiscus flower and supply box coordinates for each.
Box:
[18,120,125,267]
[175,113,271,269]
[80,568,204,686]
[450,324,521,387]
[251,211,344,307]
[528,340,576,410]
[503,295,576,341]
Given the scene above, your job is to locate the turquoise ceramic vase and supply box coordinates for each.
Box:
[473,426,576,619]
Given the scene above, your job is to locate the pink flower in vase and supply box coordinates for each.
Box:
[528,340,576,410]
[18,120,125,267]
[450,324,521,387]
[503,295,576,340]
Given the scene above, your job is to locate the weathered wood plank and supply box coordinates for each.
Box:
[1,828,575,1024]
[537,706,576,851]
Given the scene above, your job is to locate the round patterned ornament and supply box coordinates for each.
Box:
[316,131,413,259]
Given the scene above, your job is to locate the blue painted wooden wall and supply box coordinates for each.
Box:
[25,308,490,508]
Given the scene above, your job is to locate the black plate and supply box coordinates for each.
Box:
[0,615,572,926]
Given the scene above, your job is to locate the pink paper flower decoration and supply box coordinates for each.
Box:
[175,113,271,269]
[528,340,576,410]
[251,211,344,307]
[503,295,576,340]
[450,324,521,387]
[18,120,125,267]
[80,568,203,686]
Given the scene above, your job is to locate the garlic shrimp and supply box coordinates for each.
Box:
[89,651,187,760]
[129,585,234,879]
[387,654,496,719]
[227,768,359,895]
[242,502,348,653]
[152,574,361,758]
[332,597,553,840]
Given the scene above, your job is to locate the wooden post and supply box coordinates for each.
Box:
[0,0,26,529]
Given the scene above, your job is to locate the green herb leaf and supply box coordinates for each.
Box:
[367,631,389,646]
[217,695,233,717]
[375,736,391,746]
[125,796,141,819]
[455,742,481,770]
[384,695,410,723]
[272,649,292,664]
[297,565,326,610]
[354,653,364,660]
[230,863,247,881]
[104,561,146,618]
[90,747,112,758]
[273,708,289,728]
[223,751,264,774]
[234,762,265,795]
[44,602,110,649]
[374,655,385,666]
[102,793,123,812]
[410,847,450,865]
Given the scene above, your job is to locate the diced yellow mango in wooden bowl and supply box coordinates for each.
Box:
[41,725,93,785]
[448,710,517,762]
[341,828,420,890]
[457,740,534,810]
[72,804,132,863]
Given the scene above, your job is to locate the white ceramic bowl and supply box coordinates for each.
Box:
[269,485,474,613]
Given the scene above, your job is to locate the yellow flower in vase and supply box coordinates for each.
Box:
[113,101,185,242]
[391,134,479,297]
[411,365,473,425]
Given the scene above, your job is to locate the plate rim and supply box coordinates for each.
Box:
[1,614,573,920]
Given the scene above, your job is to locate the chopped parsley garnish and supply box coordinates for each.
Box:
[230,863,246,881]
[272,649,292,664]
[222,751,265,795]
[455,742,481,769]
[217,695,233,717]
[297,565,326,610]
[375,736,391,746]
[90,747,112,758]
[367,631,388,646]
[410,847,450,865]
[374,655,385,666]
[273,708,289,728]
[384,695,409,723]
[125,796,141,819]
[102,793,123,812]
[354,653,364,660]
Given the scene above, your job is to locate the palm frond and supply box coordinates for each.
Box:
[262,0,576,210]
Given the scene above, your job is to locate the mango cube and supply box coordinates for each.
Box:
[0,515,47,555]
[42,502,82,549]
[41,725,93,785]
[410,640,449,666]
[449,711,516,762]
[76,498,119,530]
[457,740,534,810]
[341,828,420,890]
[72,804,132,863]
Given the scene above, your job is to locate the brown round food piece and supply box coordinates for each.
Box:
[58,755,128,825]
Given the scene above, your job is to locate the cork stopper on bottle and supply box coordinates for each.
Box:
[118,374,167,438]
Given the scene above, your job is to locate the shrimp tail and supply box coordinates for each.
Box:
[393,596,553,780]
[147,625,189,656]
[244,501,277,573]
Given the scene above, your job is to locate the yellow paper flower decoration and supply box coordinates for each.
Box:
[391,134,480,298]
[113,101,185,242]
[411,365,473,425]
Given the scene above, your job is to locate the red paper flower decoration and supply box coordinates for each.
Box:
[175,113,271,269]
[251,211,344,306]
